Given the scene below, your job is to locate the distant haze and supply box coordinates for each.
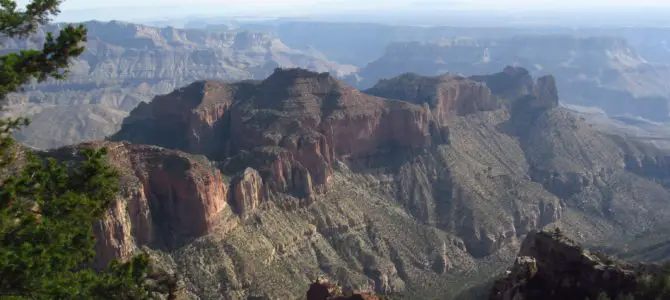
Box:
[17,0,670,26]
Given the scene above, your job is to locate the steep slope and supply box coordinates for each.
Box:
[60,67,670,299]
[565,105,670,151]
[569,137,670,262]
[367,67,670,241]
[354,36,670,122]
[3,20,355,149]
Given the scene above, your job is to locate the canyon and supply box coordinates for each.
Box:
[42,66,670,299]
[7,21,670,152]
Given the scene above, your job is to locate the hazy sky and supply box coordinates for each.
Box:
[16,0,670,22]
[54,0,670,10]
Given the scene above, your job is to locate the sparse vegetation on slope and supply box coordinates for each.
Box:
[94,66,670,299]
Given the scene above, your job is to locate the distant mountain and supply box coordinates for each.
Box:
[352,35,670,122]
[588,27,670,66]
[236,22,579,67]
[230,22,670,68]
[2,20,355,149]
[44,67,670,298]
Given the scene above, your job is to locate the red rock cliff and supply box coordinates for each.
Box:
[49,141,237,268]
[365,73,498,122]
[116,81,233,156]
[113,68,449,198]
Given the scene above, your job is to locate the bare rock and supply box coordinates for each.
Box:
[231,167,264,219]
[490,230,642,300]
[307,278,380,300]
[365,73,499,121]
[49,141,234,268]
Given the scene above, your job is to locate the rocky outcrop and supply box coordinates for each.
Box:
[513,201,563,237]
[113,67,564,209]
[113,68,449,198]
[94,186,149,269]
[306,279,379,300]
[534,75,559,110]
[616,138,670,187]
[48,141,237,268]
[470,66,558,111]
[365,73,498,122]
[231,168,264,219]
[114,80,234,154]
[490,230,664,300]
[365,67,557,127]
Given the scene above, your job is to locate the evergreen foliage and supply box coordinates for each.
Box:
[0,1,180,298]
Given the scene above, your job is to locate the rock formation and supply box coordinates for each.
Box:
[48,141,241,268]
[306,278,379,300]
[113,68,447,197]
[365,72,498,120]
[49,66,670,299]
[231,168,265,219]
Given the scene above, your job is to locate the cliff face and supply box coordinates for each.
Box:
[48,141,265,269]
[2,20,356,149]
[365,73,498,121]
[70,67,670,299]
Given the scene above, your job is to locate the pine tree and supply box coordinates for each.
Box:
[0,1,179,298]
